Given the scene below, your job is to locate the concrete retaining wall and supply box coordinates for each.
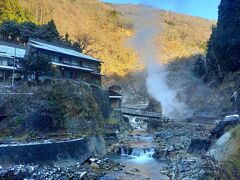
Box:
[0,136,106,165]
[88,136,107,156]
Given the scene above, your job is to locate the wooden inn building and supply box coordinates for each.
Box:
[0,42,25,84]
[26,39,102,85]
[0,39,103,85]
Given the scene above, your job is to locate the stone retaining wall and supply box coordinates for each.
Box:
[0,136,106,165]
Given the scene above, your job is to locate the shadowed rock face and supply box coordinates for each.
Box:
[91,85,111,119]
[0,81,112,136]
[187,139,211,154]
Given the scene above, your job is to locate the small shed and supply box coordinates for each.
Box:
[108,89,122,108]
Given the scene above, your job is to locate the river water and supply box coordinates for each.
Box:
[102,117,169,180]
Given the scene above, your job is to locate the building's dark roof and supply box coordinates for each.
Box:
[28,39,100,62]
[0,41,26,50]
[108,90,122,99]
[0,41,26,58]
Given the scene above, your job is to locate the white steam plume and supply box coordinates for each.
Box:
[129,7,187,119]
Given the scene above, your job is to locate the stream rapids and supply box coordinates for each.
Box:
[102,117,169,180]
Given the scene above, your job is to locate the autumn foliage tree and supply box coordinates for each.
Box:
[0,0,34,24]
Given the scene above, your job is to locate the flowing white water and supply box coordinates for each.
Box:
[121,147,155,157]
[121,147,155,163]
[127,116,148,130]
[128,116,139,129]
[102,117,168,179]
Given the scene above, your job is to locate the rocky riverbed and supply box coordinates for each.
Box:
[0,156,123,180]
[104,118,219,180]
[152,121,214,159]
[0,117,228,180]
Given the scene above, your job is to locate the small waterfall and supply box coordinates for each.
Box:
[128,116,139,129]
[120,147,155,161]
[121,147,127,156]
[127,116,147,130]
[120,116,156,163]
[131,148,155,158]
[120,147,131,156]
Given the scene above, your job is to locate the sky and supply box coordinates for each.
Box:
[102,0,221,20]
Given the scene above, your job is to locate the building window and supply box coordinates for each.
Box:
[71,59,79,66]
[52,56,60,62]
[62,58,70,64]
[0,59,8,66]
[70,72,74,79]
[79,61,83,67]
[82,62,89,68]
[74,72,78,79]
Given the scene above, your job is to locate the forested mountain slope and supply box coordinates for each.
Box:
[19,0,139,76]
[18,0,214,76]
[112,4,215,64]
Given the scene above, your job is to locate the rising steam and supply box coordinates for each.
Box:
[129,6,187,119]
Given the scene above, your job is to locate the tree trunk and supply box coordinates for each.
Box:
[35,72,39,82]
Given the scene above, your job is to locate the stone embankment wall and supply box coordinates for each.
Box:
[91,84,111,119]
[0,81,113,136]
[0,136,106,165]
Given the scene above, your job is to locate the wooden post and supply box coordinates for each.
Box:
[3,72,5,84]
[12,48,16,87]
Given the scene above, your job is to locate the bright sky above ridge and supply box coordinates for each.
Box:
[102,0,221,20]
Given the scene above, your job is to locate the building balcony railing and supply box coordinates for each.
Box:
[51,59,100,73]
[0,64,15,70]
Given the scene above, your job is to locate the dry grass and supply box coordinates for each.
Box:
[213,125,240,179]
[229,125,240,165]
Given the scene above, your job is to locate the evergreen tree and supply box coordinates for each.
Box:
[19,22,38,44]
[59,33,72,46]
[193,55,207,77]
[206,0,240,77]
[64,33,71,45]
[0,20,20,41]
[34,20,60,41]
[20,53,51,81]
[0,19,61,44]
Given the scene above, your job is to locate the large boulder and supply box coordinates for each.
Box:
[210,115,240,138]
[152,148,168,159]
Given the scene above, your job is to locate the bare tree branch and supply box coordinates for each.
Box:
[74,33,97,55]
